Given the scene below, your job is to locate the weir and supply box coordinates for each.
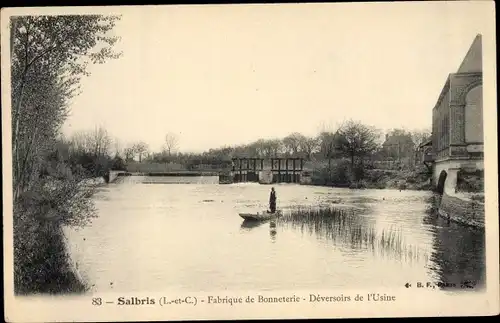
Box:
[115,158,313,185]
[226,157,311,184]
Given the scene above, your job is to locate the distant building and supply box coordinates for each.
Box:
[430,34,483,193]
[380,132,415,169]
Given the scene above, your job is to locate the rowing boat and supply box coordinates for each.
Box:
[238,210,282,221]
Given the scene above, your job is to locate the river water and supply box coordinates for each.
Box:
[64,176,485,294]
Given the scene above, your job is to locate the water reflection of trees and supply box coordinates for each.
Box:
[277,206,429,263]
[423,200,486,291]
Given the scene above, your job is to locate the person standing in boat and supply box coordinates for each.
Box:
[269,187,277,213]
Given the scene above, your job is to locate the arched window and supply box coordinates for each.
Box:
[465,85,483,143]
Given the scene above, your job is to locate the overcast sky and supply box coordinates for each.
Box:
[60,2,491,153]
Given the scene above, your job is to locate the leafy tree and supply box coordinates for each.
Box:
[335,119,382,169]
[11,15,122,199]
[111,155,126,171]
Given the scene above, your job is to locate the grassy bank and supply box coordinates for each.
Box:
[14,216,87,295]
[309,159,432,190]
[13,175,96,295]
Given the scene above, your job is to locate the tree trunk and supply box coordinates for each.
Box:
[13,70,28,193]
[328,158,332,184]
[17,126,38,196]
[12,23,31,192]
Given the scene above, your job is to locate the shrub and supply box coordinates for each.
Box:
[311,159,351,187]
[68,152,112,178]
[111,155,126,171]
[349,180,367,189]
[456,169,484,193]
[14,160,97,294]
[352,165,365,182]
[330,160,351,186]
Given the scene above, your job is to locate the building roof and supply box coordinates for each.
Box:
[418,139,432,149]
[457,34,482,74]
[383,134,414,146]
[433,34,482,111]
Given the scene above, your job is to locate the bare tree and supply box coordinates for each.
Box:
[68,131,90,154]
[283,132,305,156]
[133,142,149,162]
[113,137,123,158]
[268,139,283,157]
[410,128,432,148]
[164,132,179,156]
[318,131,336,160]
[87,126,112,157]
[299,136,320,160]
[253,139,268,157]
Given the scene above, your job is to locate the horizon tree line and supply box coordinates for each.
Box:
[69,121,430,172]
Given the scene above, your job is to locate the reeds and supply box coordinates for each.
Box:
[277,206,428,263]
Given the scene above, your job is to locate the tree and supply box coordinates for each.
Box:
[124,145,136,162]
[410,128,432,149]
[335,119,382,169]
[282,132,305,156]
[164,132,179,156]
[65,127,113,177]
[252,139,268,157]
[113,137,123,158]
[316,131,345,182]
[11,15,122,199]
[267,139,283,157]
[299,136,319,160]
[87,126,112,157]
[68,131,90,154]
[10,15,122,294]
[318,131,336,160]
[133,142,149,162]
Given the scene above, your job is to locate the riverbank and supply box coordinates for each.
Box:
[13,176,102,295]
[438,193,485,228]
[437,170,485,228]
[14,212,88,294]
[310,163,432,191]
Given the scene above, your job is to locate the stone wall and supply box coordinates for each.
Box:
[109,170,127,183]
[438,193,485,228]
[432,159,484,187]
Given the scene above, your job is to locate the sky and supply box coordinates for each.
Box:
[61,2,492,153]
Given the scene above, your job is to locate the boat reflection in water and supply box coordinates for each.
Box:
[240,219,266,230]
[269,220,277,243]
